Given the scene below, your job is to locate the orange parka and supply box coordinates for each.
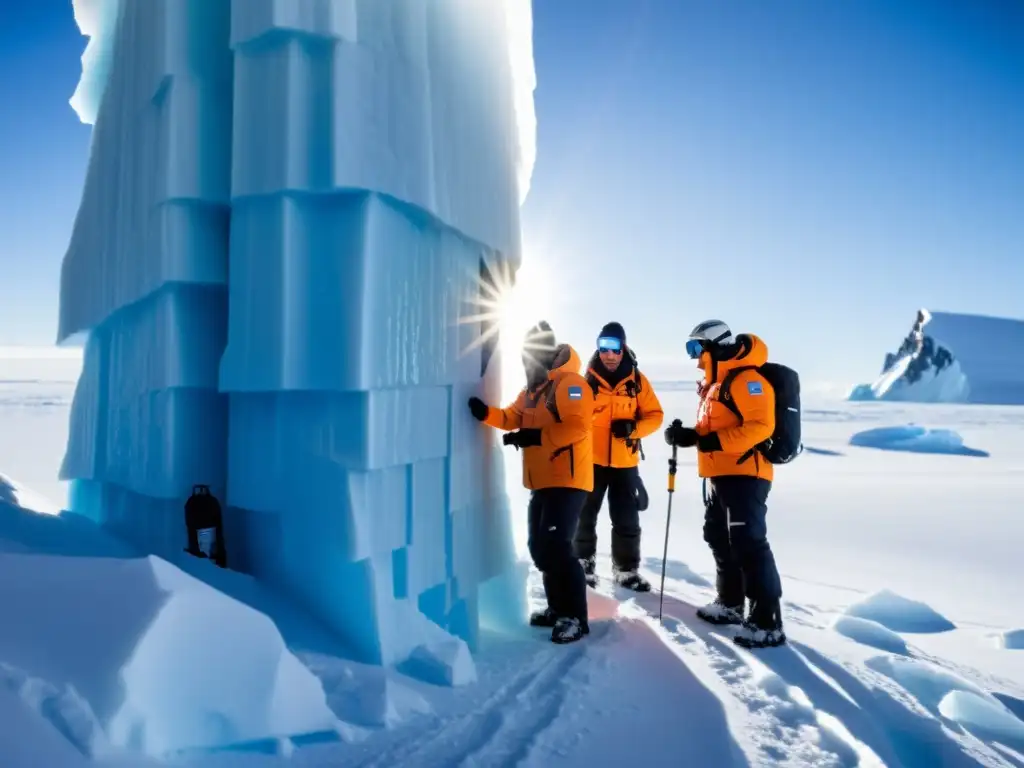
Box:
[483,344,595,492]
[586,355,664,468]
[694,334,776,482]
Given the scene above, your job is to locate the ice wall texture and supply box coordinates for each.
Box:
[60,0,233,555]
[59,0,537,669]
[221,0,533,662]
[849,310,1024,405]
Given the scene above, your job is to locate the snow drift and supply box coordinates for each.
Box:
[0,554,341,758]
[849,308,1024,405]
[58,0,537,673]
[0,480,341,759]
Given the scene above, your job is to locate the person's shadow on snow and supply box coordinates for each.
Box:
[641,557,712,588]
[581,590,750,767]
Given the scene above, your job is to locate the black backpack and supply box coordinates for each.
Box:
[718,363,802,465]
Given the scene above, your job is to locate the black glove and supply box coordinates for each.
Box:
[610,419,636,439]
[664,422,698,447]
[467,396,488,421]
[503,428,542,449]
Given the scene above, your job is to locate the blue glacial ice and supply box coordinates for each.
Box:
[59,0,537,672]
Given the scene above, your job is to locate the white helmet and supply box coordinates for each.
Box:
[686,320,735,359]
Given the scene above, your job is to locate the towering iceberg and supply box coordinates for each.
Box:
[59,0,537,670]
[849,309,1024,405]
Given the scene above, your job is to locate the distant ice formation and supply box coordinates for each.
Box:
[849,308,1024,405]
[849,426,989,457]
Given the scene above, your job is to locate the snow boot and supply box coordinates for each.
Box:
[696,599,745,626]
[529,606,559,628]
[612,567,651,592]
[733,600,786,648]
[733,620,787,649]
[551,617,589,645]
[580,556,597,588]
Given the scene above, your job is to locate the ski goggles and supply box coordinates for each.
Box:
[685,339,706,359]
[597,336,623,353]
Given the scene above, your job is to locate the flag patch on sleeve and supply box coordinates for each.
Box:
[747,380,763,396]
[568,385,583,399]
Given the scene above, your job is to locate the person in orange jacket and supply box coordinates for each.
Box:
[664,320,785,648]
[573,322,664,591]
[467,321,594,645]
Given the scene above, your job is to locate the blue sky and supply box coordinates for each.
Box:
[1,1,1022,390]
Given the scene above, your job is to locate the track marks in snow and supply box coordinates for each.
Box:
[359,628,594,768]
[702,631,874,767]
[448,629,597,768]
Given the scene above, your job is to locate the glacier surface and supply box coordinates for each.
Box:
[59,0,536,673]
[849,309,1024,405]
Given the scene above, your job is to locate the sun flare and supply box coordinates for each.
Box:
[460,257,554,401]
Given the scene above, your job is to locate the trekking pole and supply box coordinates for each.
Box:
[658,419,681,623]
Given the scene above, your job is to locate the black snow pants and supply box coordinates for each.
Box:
[573,465,642,572]
[528,487,589,627]
[704,476,782,614]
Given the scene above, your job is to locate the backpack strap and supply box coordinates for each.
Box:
[719,365,771,465]
[717,366,761,464]
[717,366,756,422]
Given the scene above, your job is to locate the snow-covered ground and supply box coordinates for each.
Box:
[1,357,1022,767]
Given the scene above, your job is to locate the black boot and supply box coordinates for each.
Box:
[696,599,744,625]
[551,616,589,644]
[733,600,786,648]
[612,567,651,592]
[529,606,559,627]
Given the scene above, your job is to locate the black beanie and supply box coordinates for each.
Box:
[599,322,626,344]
